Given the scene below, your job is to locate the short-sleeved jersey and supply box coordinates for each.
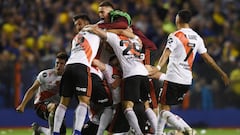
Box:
[90,66,104,80]
[165,28,207,85]
[66,31,100,67]
[34,69,61,104]
[103,64,122,84]
[103,64,122,105]
[106,32,148,78]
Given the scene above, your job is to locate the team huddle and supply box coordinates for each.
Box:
[16,1,230,135]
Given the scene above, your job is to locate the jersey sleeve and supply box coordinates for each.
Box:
[102,64,115,84]
[197,38,207,54]
[106,32,119,47]
[36,71,47,84]
[165,33,177,52]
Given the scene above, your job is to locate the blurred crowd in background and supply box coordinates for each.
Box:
[0,0,239,110]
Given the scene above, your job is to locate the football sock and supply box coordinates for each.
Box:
[74,102,88,132]
[38,126,49,135]
[162,111,185,131]
[124,108,143,135]
[145,108,157,133]
[53,104,66,133]
[48,111,54,134]
[156,111,167,134]
[96,107,113,135]
[175,115,191,130]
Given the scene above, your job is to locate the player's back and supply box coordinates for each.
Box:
[165,28,207,85]
[66,31,101,67]
[106,32,148,78]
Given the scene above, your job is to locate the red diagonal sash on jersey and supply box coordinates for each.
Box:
[75,34,93,63]
[174,31,193,70]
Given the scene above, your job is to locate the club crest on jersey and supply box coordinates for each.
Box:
[42,72,47,78]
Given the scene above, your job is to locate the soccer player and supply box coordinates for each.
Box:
[97,1,161,114]
[90,56,121,135]
[97,1,157,53]
[16,52,68,135]
[52,14,101,135]
[83,25,158,135]
[147,9,230,135]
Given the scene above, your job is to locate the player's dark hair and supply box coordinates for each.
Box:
[56,51,68,61]
[99,1,114,9]
[72,14,91,23]
[109,55,117,63]
[177,9,192,23]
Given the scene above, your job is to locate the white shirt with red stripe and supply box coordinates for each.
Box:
[165,28,207,85]
[106,32,148,78]
[103,64,121,105]
[90,66,104,80]
[66,31,100,67]
[34,69,61,104]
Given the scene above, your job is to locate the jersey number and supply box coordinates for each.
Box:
[120,40,141,57]
[184,43,195,61]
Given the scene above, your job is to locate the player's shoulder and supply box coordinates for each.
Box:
[39,69,55,78]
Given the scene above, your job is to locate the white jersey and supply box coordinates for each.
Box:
[66,31,100,67]
[106,32,148,78]
[90,66,104,80]
[165,28,207,85]
[34,69,61,104]
[103,64,121,105]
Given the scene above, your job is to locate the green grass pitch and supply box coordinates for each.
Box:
[0,128,240,135]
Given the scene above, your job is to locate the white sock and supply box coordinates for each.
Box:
[156,111,167,134]
[48,111,54,134]
[74,102,88,132]
[175,115,191,130]
[145,108,157,133]
[162,111,185,131]
[53,104,66,133]
[38,126,50,135]
[124,108,142,135]
[96,107,113,135]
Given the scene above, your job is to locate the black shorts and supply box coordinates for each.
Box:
[159,80,190,105]
[34,101,52,120]
[108,103,153,134]
[60,63,92,97]
[122,75,150,102]
[34,102,66,134]
[91,73,112,107]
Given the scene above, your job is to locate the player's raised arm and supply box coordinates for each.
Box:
[83,25,107,39]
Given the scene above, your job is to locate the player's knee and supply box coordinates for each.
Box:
[47,103,57,112]
[122,100,134,109]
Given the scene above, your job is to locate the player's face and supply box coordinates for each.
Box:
[74,19,89,32]
[98,6,113,22]
[55,58,66,75]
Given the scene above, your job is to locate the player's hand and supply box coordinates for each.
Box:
[145,65,153,72]
[82,24,98,32]
[149,72,161,80]
[16,105,24,113]
[221,73,230,86]
[147,66,159,76]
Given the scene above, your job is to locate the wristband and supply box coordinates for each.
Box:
[156,65,161,71]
